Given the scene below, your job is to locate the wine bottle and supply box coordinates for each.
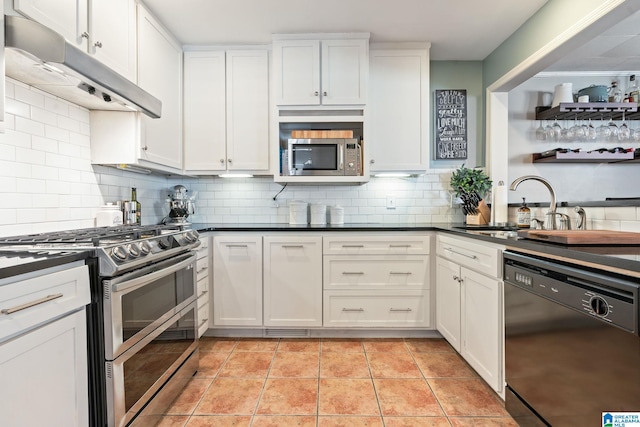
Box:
[131,187,141,225]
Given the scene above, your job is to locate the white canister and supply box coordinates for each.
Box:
[329,205,344,225]
[289,201,308,225]
[310,203,327,225]
[552,83,574,107]
[96,203,124,227]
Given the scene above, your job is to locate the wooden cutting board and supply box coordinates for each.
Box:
[517,230,640,245]
[290,130,353,138]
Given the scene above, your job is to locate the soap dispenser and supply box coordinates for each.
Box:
[517,198,531,228]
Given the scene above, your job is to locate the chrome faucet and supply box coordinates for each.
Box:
[509,175,558,229]
[575,206,587,230]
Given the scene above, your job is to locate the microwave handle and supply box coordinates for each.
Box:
[339,146,344,171]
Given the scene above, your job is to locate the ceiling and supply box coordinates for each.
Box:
[546,8,640,73]
[142,0,549,60]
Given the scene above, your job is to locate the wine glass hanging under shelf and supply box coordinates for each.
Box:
[535,102,639,121]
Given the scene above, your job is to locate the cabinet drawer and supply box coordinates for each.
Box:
[197,276,209,302]
[323,255,429,290]
[195,239,209,260]
[197,300,209,337]
[324,235,431,255]
[323,290,430,328]
[196,257,209,282]
[436,234,502,278]
[0,264,90,343]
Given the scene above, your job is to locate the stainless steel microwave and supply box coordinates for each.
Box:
[282,138,361,176]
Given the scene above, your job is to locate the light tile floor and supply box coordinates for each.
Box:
[157,337,518,427]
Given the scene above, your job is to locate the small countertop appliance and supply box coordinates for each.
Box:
[163,185,196,224]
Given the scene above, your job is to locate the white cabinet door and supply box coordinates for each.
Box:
[212,235,263,326]
[264,236,323,327]
[461,267,501,392]
[435,256,461,351]
[273,38,367,106]
[90,0,136,81]
[14,0,88,48]
[321,39,368,105]
[369,48,429,171]
[273,40,320,105]
[0,310,88,427]
[183,51,227,172]
[226,49,270,171]
[137,4,182,169]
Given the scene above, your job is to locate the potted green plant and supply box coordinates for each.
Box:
[450,164,492,224]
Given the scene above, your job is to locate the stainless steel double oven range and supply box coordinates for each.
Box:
[0,224,201,427]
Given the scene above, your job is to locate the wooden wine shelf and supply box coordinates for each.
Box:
[533,151,640,163]
[535,103,639,121]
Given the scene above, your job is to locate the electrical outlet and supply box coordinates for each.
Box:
[386,195,396,210]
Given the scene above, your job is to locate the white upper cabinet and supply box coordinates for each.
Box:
[14,0,137,82]
[369,46,430,172]
[183,51,227,172]
[183,49,270,175]
[90,3,182,173]
[137,3,182,170]
[273,35,369,106]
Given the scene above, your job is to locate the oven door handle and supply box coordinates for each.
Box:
[110,254,195,294]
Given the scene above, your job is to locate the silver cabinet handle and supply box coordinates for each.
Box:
[220,159,225,164]
[342,271,364,275]
[389,308,412,312]
[314,91,319,96]
[81,31,89,39]
[226,244,248,248]
[197,266,208,273]
[199,318,208,327]
[342,308,364,312]
[228,158,232,164]
[199,290,208,297]
[389,244,411,248]
[341,245,364,248]
[444,247,478,260]
[282,245,304,248]
[1,293,63,315]
[390,272,412,275]
[94,41,103,48]
[323,91,327,96]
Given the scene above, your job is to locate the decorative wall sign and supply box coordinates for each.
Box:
[434,89,468,160]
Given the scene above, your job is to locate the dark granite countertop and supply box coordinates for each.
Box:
[0,249,91,280]
[191,222,640,273]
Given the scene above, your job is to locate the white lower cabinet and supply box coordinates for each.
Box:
[323,233,432,328]
[264,236,323,327]
[436,233,503,394]
[435,257,461,350]
[324,290,429,327]
[195,234,211,337]
[212,235,263,326]
[0,263,90,427]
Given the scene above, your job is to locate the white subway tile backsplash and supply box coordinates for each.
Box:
[44,97,70,116]
[44,124,71,142]
[32,135,60,153]
[0,144,16,161]
[57,115,81,133]
[16,178,46,194]
[5,98,31,118]
[604,207,636,221]
[31,106,58,126]
[15,116,45,136]
[14,85,45,108]
[15,147,46,165]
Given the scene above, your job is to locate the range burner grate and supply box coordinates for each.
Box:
[0,224,188,246]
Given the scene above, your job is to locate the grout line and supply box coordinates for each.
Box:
[248,338,280,426]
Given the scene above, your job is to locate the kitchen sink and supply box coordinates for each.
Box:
[454,224,518,231]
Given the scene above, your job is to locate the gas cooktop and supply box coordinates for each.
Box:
[0,224,200,276]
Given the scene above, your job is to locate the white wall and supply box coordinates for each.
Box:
[0,78,168,236]
[169,173,461,225]
[0,77,465,237]
[508,74,640,203]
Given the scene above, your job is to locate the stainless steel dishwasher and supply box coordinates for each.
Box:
[504,250,640,427]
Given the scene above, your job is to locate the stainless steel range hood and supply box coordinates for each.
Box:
[4,15,161,118]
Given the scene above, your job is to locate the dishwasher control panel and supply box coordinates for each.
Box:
[504,251,639,334]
